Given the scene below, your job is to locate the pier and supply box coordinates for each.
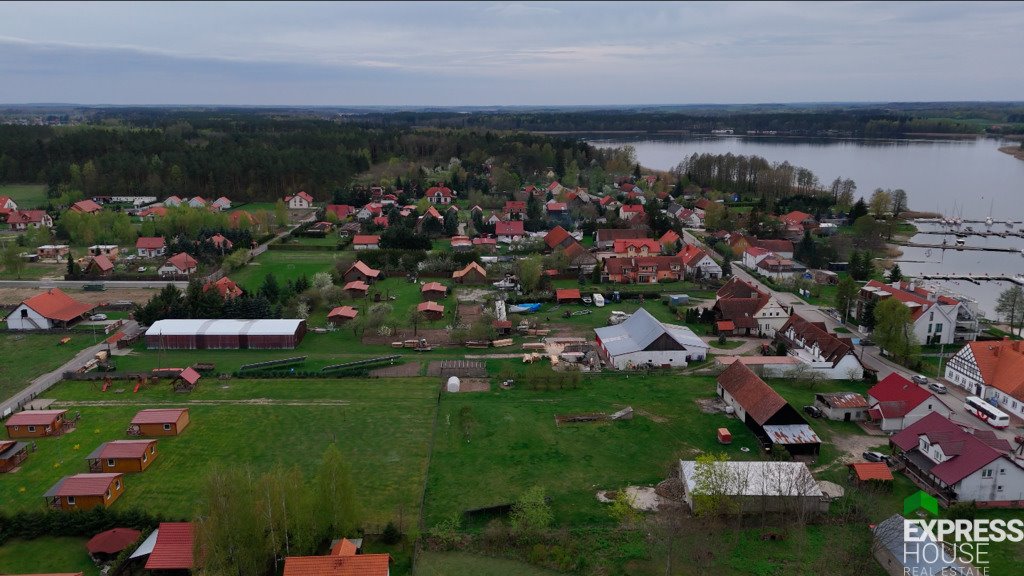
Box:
[914,230,1024,239]
[911,273,1024,286]
[897,241,1022,254]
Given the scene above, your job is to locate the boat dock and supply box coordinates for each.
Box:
[914,230,1024,239]
[912,273,1024,286]
[898,241,1021,254]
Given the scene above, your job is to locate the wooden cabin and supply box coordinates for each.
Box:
[452,262,487,285]
[129,408,190,436]
[44,473,125,511]
[327,306,358,326]
[0,440,29,472]
[417,301,444,321]
[5,409,67,439]
[420,282,448,301]
[86,440,158,473]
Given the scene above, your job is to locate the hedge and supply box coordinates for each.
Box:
[0,508,166,545]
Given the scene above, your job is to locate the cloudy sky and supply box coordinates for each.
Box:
[0,1,1021,106]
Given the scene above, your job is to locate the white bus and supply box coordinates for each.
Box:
[964,396,1010,429]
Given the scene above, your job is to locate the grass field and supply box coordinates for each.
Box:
[0,537,99,576]
[417,552,561,575]
[552,278,718,299]
[233,250,343,290]
[0,259,67,280]
[0,333,94,402]
[0,183,48,208]
[0,378,438,529]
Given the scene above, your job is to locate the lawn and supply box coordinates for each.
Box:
[0,183,48,208]
[0,378,439,530]
[0,537,99,576]
[281,235,344,248]
[0,333,95,402]
[552,278,718,299]
[0,259,67,280]
[417,552,562,575]
[233,249,343,291]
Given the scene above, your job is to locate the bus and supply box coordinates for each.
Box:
[964,396,1010,429]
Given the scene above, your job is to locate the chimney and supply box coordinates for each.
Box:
[908,281,916,292]
[891,281,901,290]
[1013,340,1022,353]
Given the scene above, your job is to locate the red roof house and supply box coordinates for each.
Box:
[135,236,166,257]
[353,235,380,250]
[5,289,95,330]
[5,409,68,439]
[417,300,445,320]
[866,374,951,432]
[86,527,142,557]
[130,408,190,436]
[426,184,454,204]
[421,282,448,301]
[495,220,525,239]
[342,261,381,284]
[283,554,390,576]
[555,288,582,303]
[145,522,195,571]
[44,473,125,510]
[70,199,103,214]
[159,252,198,277]
[204,276,244,299]
[325,204,354,220]
[613,238,662,256]
[327,306,358,325]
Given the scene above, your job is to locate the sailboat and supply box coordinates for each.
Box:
[985,198,994,227]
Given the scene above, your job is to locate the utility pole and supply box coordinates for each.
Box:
[936,341,945,379]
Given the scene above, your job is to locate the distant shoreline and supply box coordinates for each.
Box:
[998,146,1024,161]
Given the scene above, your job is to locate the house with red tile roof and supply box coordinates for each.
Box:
[613,238,661,256]
[425,184,454,205]
[135,237,166,258]
[945,337,1024,420]
[416,300,444,320]
[211,196,232,211]
[187,196,207,208]
[679,244,722,279]
[204,276,243,299]
[5,288,95,330]
[344,280,369,297]
[495,220,525,242]
[327,306,358,325]
[0,195,17,210]
[145,522,195,571]
[342,261,381,284]
[890,412,1024,504]
[163,195,183,207]
[775,313,864,380]
[595,228,647,250]
[421,282,448,301]
[779,210,815,229]
[5,409,68,438]
[659,230,681,248]
[543,226,575,252]
[601,255,685,284]
[70,199,103,214]
[546,201,568,214]
[452,261,487,284]
[138,206,168,220]
[712,278,789,337]
[158,252,198,277]
[752,239,794,258]
[44,473,125,511]
[85,255,114,276]
[325,204,354,220]
[130,408,190,436]
[353,235,380,250]
[373,216,389,228]
[449,235,472,252]
[208,233,233,251]
[86,440,158,473]
[866,373,951,432]
[856,280,974,345]
[285,191,314,209]
[741,246,774,269]
[555,288,581,303]
[504,200,526,219]
[283,552,390,576]
[6,209,53,230]
[619,204,644,221]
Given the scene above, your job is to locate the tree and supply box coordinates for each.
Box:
[995,285,1024,337]
[517,256,542,293]
[691,453,739,517]
[874,297,920,365]
[887,264,903,283]
[259,273,281,303]
[703,202,727,231]
[721,258,732,278]
[890,189,908,218]
[860,298,877,330]
[834,276,858,323]
[869,189,892,219]
[316,444,360,538]
[274,200,289,228]
[509,486,553,539]
[849,197,868,222]
[2,243,25,279]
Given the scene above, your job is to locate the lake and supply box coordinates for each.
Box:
[589,135,1024,317]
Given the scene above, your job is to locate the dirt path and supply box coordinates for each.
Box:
[814,432,886,472]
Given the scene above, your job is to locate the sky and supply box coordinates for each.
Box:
[0,1,1022,106]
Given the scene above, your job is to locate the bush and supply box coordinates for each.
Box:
[381,521,402,545]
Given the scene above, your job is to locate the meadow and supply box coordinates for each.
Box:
[0,183,48,208]
[0,333,95,402]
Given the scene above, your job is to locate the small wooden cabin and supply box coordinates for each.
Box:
[87,440,158,473]
[421,282,448,301]
[129,408,190,436]
[44,473,125,511]
[0,440,29,472]
[5,409,67,439]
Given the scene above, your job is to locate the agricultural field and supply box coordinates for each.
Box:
[0,183,48,208]
[0,537,98,576]
[0,333,94,402]
[0,378,438,529]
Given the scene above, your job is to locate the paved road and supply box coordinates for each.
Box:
[0,279,189,289]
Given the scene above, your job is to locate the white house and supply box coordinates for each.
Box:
[775,313,864,380]
[187,196,207,208]
[866,373,952,433]
[6,210,52,230]
[135,237,167,258]
[0,195,18,210]
[944,338,1024,420]
[425,185,454,205]
[891,412,1024,504]
[495,220,526,243]
[741,246,773,269]
[594,308,708,369]
[158,252,198,277]
[285,191,314,209]
[163,196,182,207]
[856,280,978,345]
[5,288,95,330]
[211,197,232,211]
[679,244,722,279]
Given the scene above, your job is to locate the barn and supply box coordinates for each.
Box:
[5,288,95,330]
[130,408,190,436]
[86,440,158,473]
[5,409,68,439]
[145,319,306,349]
[593,308,708,369]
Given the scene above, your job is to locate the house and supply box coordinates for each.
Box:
[421,282,448,301]
[145,319,306,350]
[555,288,581,303]
[130,408,190,436]
[814,392,869,421]
[601,255,685,284]
[546,201,569,217]
[595,228,648,250]
[848,462,893,484]
[7,209,53,230]
[87,244,119,260]
[599,195,621,212]
[890,412,1024,504]
[472,237,497,253]
[325,204,355,220]
[36,244,70,261]
[679,244,722,279]
[504,200,527,219]
[495,220,525,242]
[204,276,243,299]
[0,440,29,473]
[145,522,195,572]
[613,238,662,256]
[450,236,472,252]
[353,235,380,250]
[163,196,183,207]
[344,280,369,297]
[619,204,644,221]
[0,195,17,210]
[866,373,951,432]
[5,288,95,330]
[717,360,821,455]
[327,306,358,325]
[742,246,774,269]
[755,256,807,281]
[211,196,232,210]
[693,197,713,216]
[872,514,968,576]
[85,255,114,276]
[659,230,681,250]
[187,196,207,208]
[945,338,1024,419]
[856,280,978,344]
[5,409,68,439]
[135,237,166,258]
[453,262,487,284]
[285,191,314,209]
[208,233,233,251]
[138,206,168,220]
[561,241,599,272]
[594,308,708,369]
[356,203,384,221]
[543,226,575,252]
[283,551,390,576]
[775,313,864,380]
[70,199,103,214]
[713,277,790,337]
[678,459,827,515]
[86,440,158,473]
[342,261,381,285]
[753,239,795,259]
[547,181,565,196]
[45,473,124,511]
[426,184,454,205]
[158,252,198,277]
[417,301,444,320]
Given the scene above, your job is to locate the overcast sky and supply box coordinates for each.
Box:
[1,1,1021,106]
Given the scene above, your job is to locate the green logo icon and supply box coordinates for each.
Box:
[904,490,939,516]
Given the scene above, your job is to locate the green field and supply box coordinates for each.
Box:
[0,537,99,576]
[417,552,561,575]
[0,378,438,530]
[0,183,48,208]
[233,249,343,290]
[0,333,94,402]
[0,259,67,280]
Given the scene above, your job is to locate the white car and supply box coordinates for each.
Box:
[137,266,147,273]
[89,314,108,321]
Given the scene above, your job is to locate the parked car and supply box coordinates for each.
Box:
[928,382,948,394]
[89,314,108,321]
[911,375,929,386]
[582,296,593,305]
[863,451,890,463]
[859,338,876,347]
[803,405,823,418]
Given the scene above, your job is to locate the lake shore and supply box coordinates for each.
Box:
[999,145,1024,161]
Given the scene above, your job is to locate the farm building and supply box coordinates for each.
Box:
[5,409,68,439]
[343,261,381,284]
[594,308,708,369]
[327,306,358,325]
[421,282,448,301]
[678,460,827,515]
[0,440,29,472]
[44,473,125,511]
[556,288,582,303]
[417,301,445,320]
[814,392,869,421]
[716,360,821,456]
[145,319,307,349]
[5,288,95,330]
[86,440,158,473]
[353,234,380,250]
[130,408,190,436]
[144,522,195,571]
[344,280,369,297]
[453,261,488,284]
